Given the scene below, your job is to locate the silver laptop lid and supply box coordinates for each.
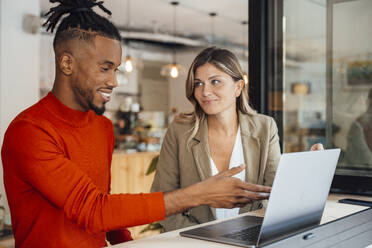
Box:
[258,148,341,245]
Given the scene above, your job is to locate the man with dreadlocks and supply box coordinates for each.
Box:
[1,1,271,247]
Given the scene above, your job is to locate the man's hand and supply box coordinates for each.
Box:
[163,165,271,217]
[310,143,324,151]
[196,165,271,209]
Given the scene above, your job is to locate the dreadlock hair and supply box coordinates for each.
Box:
[43,0,121,49]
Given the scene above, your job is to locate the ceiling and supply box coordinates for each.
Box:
[40,0,249,49]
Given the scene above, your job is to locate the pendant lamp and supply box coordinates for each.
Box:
[160,1,184,79]
[124,0,134,73]
[209,12,217,44]
[241,20,249,85]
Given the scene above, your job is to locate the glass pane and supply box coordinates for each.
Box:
[283,0,327,153]
[331,0,372,174]
[283,0,372,179]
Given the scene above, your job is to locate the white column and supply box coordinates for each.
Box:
[0,0,40,223]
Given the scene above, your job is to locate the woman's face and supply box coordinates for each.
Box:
[193,63,243,116]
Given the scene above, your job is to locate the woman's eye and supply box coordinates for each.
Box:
[211,79,220,84]
[194,82,203,87]
[101,67,109,72]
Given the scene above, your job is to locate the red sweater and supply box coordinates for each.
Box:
[1,92,165,248]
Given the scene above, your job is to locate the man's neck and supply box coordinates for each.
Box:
[52,76,86,112]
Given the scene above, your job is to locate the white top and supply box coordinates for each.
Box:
[210,127,246,220]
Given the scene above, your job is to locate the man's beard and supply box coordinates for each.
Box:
[89,101,105,115]
[74,84,106,115]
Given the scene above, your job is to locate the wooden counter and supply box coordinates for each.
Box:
[110,151,160,239]
[111,151,159,194]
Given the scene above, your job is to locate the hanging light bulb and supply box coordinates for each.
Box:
[161,63,183,79]
[124,55,133,73]
[170,64,179,78]
[160,1,184,79]
[241,20,248,86]
[209,12,217,44]
[243,73,249,85]
[123,0,135,73]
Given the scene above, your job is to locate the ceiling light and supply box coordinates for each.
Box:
[243,73,249,85]
[170,65,179,78]
[241,20,248,85]
[124,55,133,73]
[160,1,184,79]
[161,63,183,79]
[123,0,134,73]
[209,12,217,44]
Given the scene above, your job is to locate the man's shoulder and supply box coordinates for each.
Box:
[10,99,48,127]
[4,100,54,147]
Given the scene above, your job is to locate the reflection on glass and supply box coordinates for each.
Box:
[331,0,372,173]
[343,90,372,167]
[283,0,372,176]
[283,0,327,153]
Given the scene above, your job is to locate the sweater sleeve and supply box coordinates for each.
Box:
[104,120,134,244]
[106,229,133,245]
[2,120,165,234]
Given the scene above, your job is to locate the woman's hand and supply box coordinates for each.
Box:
[310,143,324,151]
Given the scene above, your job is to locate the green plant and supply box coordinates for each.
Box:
[139,222,164,234]
[145,155,159,175]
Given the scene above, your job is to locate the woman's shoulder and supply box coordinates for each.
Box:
[166,116,194,136]
[240,112,276,127]
[239,112,277,136]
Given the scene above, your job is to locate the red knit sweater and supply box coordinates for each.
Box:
[1,92,165,248]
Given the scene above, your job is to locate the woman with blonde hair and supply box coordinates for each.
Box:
[151,46,321,232]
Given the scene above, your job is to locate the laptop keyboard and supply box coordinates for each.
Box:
[222,225,261,241]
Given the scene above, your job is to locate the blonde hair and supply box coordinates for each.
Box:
[176,46,256,147]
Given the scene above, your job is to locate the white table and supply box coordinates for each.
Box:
[112,194,372,248]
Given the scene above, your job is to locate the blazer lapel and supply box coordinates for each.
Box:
[239,112,261,214]
[191,118,212,182]
[239,112,261,184]
[191,118,216,219]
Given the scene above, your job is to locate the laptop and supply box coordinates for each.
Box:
[180,149,341,247]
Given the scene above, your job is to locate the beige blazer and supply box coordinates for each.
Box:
[151,111,281,232]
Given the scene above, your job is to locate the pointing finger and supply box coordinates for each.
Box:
[220,164,245,177]
[239,182,271,193]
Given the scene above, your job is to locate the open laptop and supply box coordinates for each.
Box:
[180,149,341,247]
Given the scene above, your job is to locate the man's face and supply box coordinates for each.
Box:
[71,35,122,115]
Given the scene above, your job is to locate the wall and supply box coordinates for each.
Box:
[0,0,40,221]
[139,61,169,113]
